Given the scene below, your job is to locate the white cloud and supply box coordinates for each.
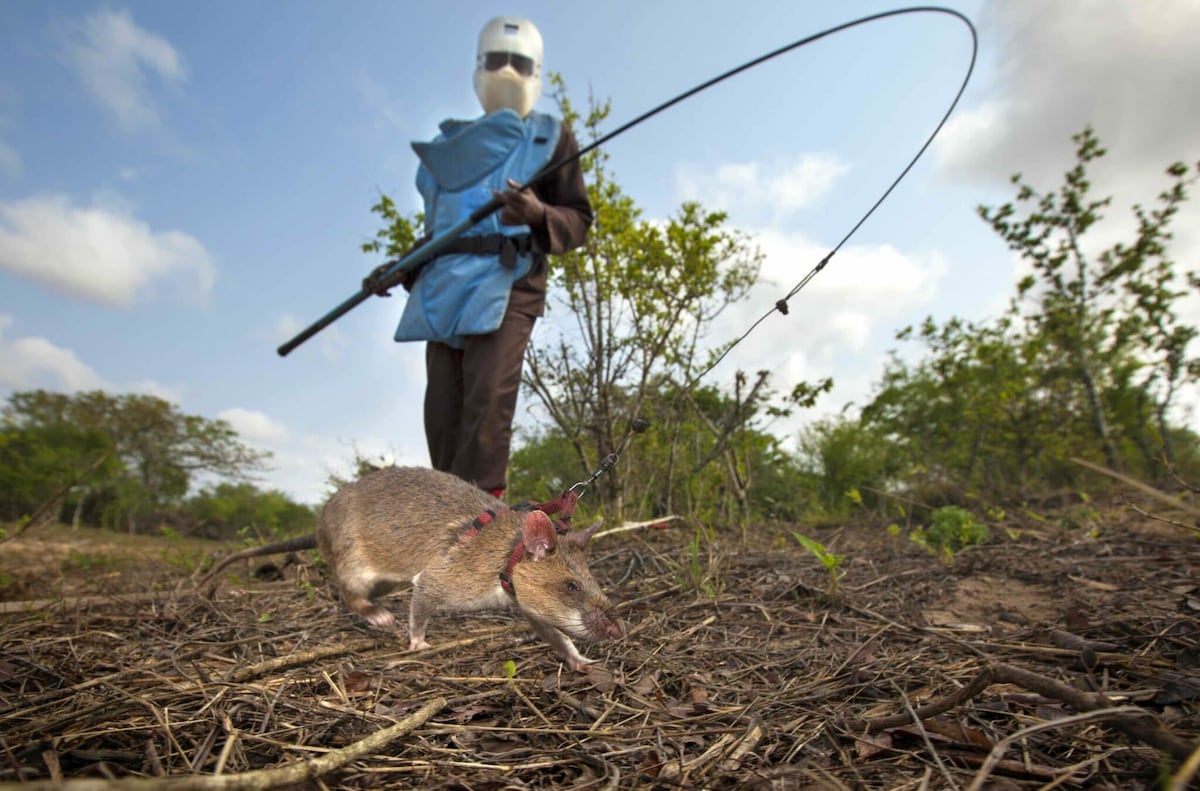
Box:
[217,407,290,444]
[936,0,1200,186]
[753,229,948,322]
[935,100,1005,177]
[675,152,851,223]
[0,316,188,402]
[702,229,949,428]
[249,431,425,505]
[0,193,214,308]
[62,7,185,132]
[0,315,106,391]
[935,0,1200,346]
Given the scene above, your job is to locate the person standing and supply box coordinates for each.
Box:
[365,17,593,498]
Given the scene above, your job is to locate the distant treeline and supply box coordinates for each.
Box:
[0,389,313,540]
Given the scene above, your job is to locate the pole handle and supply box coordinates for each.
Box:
[276,198,506,357]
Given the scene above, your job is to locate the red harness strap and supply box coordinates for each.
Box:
[511,489,580,534]
[498,539,525,596]
[458,508,497,541]
[459,512,523,597]
[461,489,579,596]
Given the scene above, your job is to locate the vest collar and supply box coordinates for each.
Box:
[411,108,527,191]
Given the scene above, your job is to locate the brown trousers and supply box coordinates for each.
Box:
[424,309,535,492]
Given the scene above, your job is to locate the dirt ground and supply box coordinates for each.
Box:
[1,500,1198,789]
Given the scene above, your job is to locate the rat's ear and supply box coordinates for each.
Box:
[522,511,558,561]
[569,518,604,549]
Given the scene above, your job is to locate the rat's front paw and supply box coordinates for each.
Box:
[568,656,597,672]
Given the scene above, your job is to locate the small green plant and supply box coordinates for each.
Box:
[1059,503,1102,534]
[236,523,259,547]
[910,506,989,559]
[502,659,517,679]
[985,506,1020,540]
[258,611,273,623]
[791,532,847,595]
[673,528,724,598]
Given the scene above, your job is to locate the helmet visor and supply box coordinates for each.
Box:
[482,51,535,77]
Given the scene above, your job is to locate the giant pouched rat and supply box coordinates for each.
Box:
[199,466,621,670]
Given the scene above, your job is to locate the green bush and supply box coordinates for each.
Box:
[912,506,989,557]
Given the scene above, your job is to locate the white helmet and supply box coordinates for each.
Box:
[473,16,543,117]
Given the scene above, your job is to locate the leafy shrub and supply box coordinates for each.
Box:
[911,506,989,557]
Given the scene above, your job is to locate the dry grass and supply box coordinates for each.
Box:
[1,504,1198,789]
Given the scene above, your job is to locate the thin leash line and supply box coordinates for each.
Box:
[682,7,979,393]
[591,7,978,472]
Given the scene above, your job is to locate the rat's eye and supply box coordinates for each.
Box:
[565,580,580,593]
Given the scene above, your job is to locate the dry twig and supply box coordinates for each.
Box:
[5,697,445,790]
[845,662,1197,762]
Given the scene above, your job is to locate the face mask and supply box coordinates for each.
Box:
[474,64,541,117]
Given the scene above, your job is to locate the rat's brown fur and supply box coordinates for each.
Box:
[201,467,620,669]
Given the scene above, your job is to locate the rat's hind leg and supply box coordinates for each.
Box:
[344,594,396,629]
[339,575,399,630]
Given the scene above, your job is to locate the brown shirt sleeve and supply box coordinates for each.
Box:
[509,121,594,317]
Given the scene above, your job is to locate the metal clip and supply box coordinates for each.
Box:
[564,418,651,498]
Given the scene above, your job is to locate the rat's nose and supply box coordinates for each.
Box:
[587,611,623,640]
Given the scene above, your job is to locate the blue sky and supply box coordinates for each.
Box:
[2,1,1198,504]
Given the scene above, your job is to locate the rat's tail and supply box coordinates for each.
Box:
[196,534,319,597]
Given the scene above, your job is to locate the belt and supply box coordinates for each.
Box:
[437,234,537,270]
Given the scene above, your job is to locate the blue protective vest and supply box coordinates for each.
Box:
[395,108,561,348]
